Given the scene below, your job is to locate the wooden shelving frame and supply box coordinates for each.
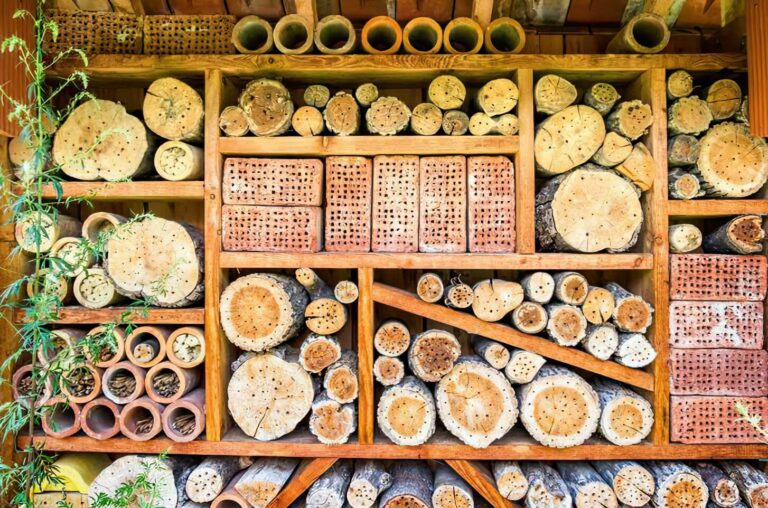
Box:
[21,52,768,505]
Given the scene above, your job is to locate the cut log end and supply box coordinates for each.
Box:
[669,223,703,253]
[377,376,436,446]
[374,356,405,386]
[374,319,411,357]
[219,106,249,137]
[239,78,294,137]
[292,106,324,137]
[299,333,342,373]
[428,75,466,110]
[535,106,606,176]
[504,349,546,384]
[325,92,361,136]
[305,298,348,335]
[546,304,588,346]
[366,96,411,136]
[416,273,444,303]
[535,74,577,115]
[408,329,461,382]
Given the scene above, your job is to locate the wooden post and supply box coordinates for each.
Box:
[357,267,374,444]
[746,0,768,136]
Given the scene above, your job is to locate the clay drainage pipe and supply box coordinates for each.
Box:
[443,17,484,54]
[41,396,82,438]
[361,16,403,55]
[166,326,205,368]
[162,388,206,442]
[484,17,526,54]
[38,328,83,367]
[403,17,443,54]
[102,361,146,405]
[273,14,314,55]
[145,361,201,404]
[232,15,273,54]
[126,326,169,368]
[61,363,103,404]
[120,396,165,441]
[607,12,670,54]
[85,325,126,368]
[80,397,121,440]
[212,472,249,508]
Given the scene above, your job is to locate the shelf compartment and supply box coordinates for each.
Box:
[668,199,768,217]
[372,282,654,391]
[12,306,204,325]
[219,135,519,157]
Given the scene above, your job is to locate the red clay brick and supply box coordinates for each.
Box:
[468,156,516,253]
[325,157,372,252]
[670,348,768,396]
[670,254,767,301]
[372,155,419,253]
[419,156,467,253]
[222,158,323,206]
[669,301,764,349]
[222,205,322,252]
[671,395,768,444]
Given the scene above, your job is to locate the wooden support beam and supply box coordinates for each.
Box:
[472,0,494,27]
[267,458,338,507]
[446,460,515,507]
[357,268,375,445]
[129,0,146,14]
[295,0,319,24]
[747,0,768,136]
[166,0,227,13]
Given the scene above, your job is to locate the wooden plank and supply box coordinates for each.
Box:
[225,0,285,17]
[516,68,535,254]
[747,0,768,136]
[294,0,318,24]
[166,0,227,13]
[372,282,655,391]
[446,460,514,507]
[219,136,519,156]
[12,307,204,324]
[268,458,338,507]
[357,268,375,445]
[220,252,654,270]
[0,0,33,137]
[27,181,204,201]
[396,0,454,21]
[472,0,495,26]
[668,199,768,217]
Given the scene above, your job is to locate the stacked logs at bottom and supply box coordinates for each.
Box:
[12,325,207,442]
[669,252,768,444]
[413,270,656,367]
[221,154,516,253]
[220,75,519,138]
[221,269,360,444]
[665,70,768,199]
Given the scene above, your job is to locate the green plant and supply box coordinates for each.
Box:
[89,453,170,508]
[735,400,768,443]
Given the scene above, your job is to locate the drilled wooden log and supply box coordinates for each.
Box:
[703,215,765,255]
[522,463,572,508]
[668,169,704,200]
[228,347,314,441]
[606,100,654,141]
[366,96,411,136]
[647,462,708,508]
[492,461,529,501]
[605,282,654,333]
[593,379,653,445]
[607,13,670,53]
[309,391,357,444]
[186,456,253,503]
[511,302,549,335]
[15,211,81,254]
[736,96,749,125]
[379,462,433,508]
[705,79,742,121]
[614,333,657,368]
[232,15,273,54]
[428,75,466,110]
[669,224,703,253]
[374,319,410,357]
[518,366,600,448]
[374,355,405,386]
[504,348,546,384]
[306,462,353,508]
[314,15,356,55]
[322,350,358,404]
[408,329,461,382]
[668,96,713,136]
[472,278,524,322]
[239,78,294,137]
[553,271,588,305]
[325,91,361,136]
[154,140,204,181]
[535,74,577,115]
[615,142,656,191]
[299,333,342,374]
[472,336,510,369]
[89,456,181,506]
[521,272,555,304]
[235,458,299,507]
[557,462,618,508]
[417,272,444,303]
[694,463,740,508]
[444,280,474,309]
[144,78,204,142]
[592,461,655,507]
[377,376,436,446]
[469,112,519,136]
[667,136,700,170]
[305,298,348,335]
[347,460,391,508]
[432,465,474,507]
[582,323,619,360]
[718,461,768,508]
[535,106,606,176]
[304,85,331,108]
[545,303,588,346]
[592,132,633,167]
[442,110,470,135]
[50,236,94,277]
[219,106,249,137]
[411,103,443,135]
[476,78,519,116]
[334,280,359,304]
[582,286,615,325]
[584,83,621,116]
[292,106,324,136]
[353,83,379,108]
[667,70,694,100]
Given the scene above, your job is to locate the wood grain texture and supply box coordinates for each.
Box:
[516,68,535,254]
[12,307,203,324]
[357,267,375,444]
[669,199,768,217]
[32,181,203,201]
[747,0,768,136]
[446,460,514,507]
[267,458,338,507]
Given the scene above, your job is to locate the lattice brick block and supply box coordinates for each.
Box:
[222,158,324,206]
[144,15,236,55]
[671,395,768,443]
[45,10,143,55]
[325,157,372,252]
[372,156,420,253]
[670,254,767,301]
[222,205,322,252]
[670,348,768,396]
[468,156,516,253]
[669,301,764,349]
[419,156,467,253]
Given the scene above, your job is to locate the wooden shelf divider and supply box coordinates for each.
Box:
[12,306,204,325]
[34,181,204,201]
[668,199,768,217]
[267,458,338,507]
[446,460,515,508]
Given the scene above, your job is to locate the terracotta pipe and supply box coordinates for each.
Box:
[273,14,314,55]
[102,361,146,405]
[403,17,442,54]
[232,15,273,54]
[211,472,249,508]
[161,388,205,442]
[145,361,201,404]
[81,212,126,243]
[12,364,52,408]
[38,328,83,367]
[314,15,356,54]
[119,396,165,441]
[166,326,205,369]
[361,16,402,55]
[84,325,126,368]
[484,17,526,54]
[443,17,484,54]
[125,326,169,368]
[80,397,121,440]
[61,363,103,404]
[41,396,82,438]
[607,12,670,54]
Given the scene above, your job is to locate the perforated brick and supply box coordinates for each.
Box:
[670,348,768,396]
[222,158,323,206]
[419,156,467,253]
[670,254,767,301]
[325,157,372,252]
[671,395,768,443]
[222,205,322,252]
[468,156,516,253]
[669,301,764,349]
[372,155,419,253]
